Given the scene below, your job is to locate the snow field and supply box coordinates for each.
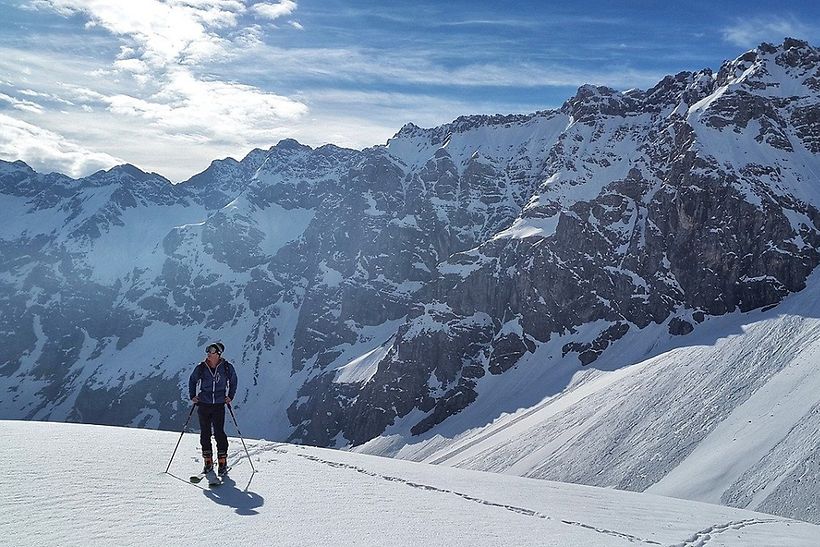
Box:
[1,421,819,547]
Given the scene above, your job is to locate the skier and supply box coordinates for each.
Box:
[189,342,237,476]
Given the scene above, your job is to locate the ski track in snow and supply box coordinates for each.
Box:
[672,518,781,547]
[240,440,798,547]
[291,450,663,545]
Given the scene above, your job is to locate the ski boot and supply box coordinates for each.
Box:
[202,452,214,474]
[217,453,229,476]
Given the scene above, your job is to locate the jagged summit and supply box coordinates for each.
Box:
[273,137,311,151]
[393,121,423,137]
[759,37,817,61]
[0,159,37,186]
[385,38,818,153]
[87,163,171,185]
[209,156,242,168]
[712,38,819,93]
[0,158,34,171]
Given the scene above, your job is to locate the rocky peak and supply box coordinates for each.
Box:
[644,70,716,111]
[714,38,820,92]
[562,84,635,122]
[183,152,269,209]
[0,159,35,174]
[0,159,40,196]
[392,122,424,139]
[256,139,319,172]
[774,37,818,67]
[273,138,312,152]
[447,112,538,133]
[83,164,171,192]
[388,112,551,157]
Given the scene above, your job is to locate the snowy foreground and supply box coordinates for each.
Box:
[1,421,818,546]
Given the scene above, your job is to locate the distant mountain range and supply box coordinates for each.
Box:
[2,38,819,523]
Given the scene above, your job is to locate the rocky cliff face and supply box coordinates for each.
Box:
[287,39,820,447]
[1,39,820,518]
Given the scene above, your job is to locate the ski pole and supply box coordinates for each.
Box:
[226,403,256,473]
[165,403,196,474]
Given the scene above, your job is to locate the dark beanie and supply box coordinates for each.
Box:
[206,342,225,354]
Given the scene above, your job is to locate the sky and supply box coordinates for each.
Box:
[0,1,819,182]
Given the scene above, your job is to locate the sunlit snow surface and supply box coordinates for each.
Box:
[1,421,818,547]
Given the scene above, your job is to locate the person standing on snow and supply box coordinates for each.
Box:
[189,342,237,476]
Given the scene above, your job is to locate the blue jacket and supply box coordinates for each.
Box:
[189,359,237,404]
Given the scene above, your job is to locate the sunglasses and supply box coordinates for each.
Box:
[206,348,221,355]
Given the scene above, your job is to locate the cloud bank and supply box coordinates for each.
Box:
[0,112,122,177]
[3,0,307,179]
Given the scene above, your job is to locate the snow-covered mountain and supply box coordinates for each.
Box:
[355,267,820,525]
[2,39,820,524]
[3,420,819,546]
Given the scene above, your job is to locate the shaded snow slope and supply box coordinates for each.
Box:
[2,420,818,547]
[356,267,820,524]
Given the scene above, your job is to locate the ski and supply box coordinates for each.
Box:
[189,467,228,486]
[190,467,216,484]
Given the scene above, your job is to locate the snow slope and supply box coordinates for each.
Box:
[1,421,818,547]
[356,268,820,524]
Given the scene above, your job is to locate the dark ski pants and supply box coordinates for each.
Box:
[197,403,228,456]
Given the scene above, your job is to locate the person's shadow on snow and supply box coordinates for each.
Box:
[203,476,264,515]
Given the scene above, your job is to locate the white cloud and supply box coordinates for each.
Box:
[25,0,75,16]
[10,1,310,180]
[28,0,247,66]
[0,93,45,114]
[116,46,136,59]
[0,41,313,180]
[252,1,297,21]
[722,16,815,48]
[104,68,307,137]
[234,24,265,48]
[113,58,150,74]
[236,44,664,90]
[59,84,108,104]
[0,113,122,177]
[289,21,304,30]
[16,89,75,106]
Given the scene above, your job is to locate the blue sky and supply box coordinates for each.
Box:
[1,0,818,181]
